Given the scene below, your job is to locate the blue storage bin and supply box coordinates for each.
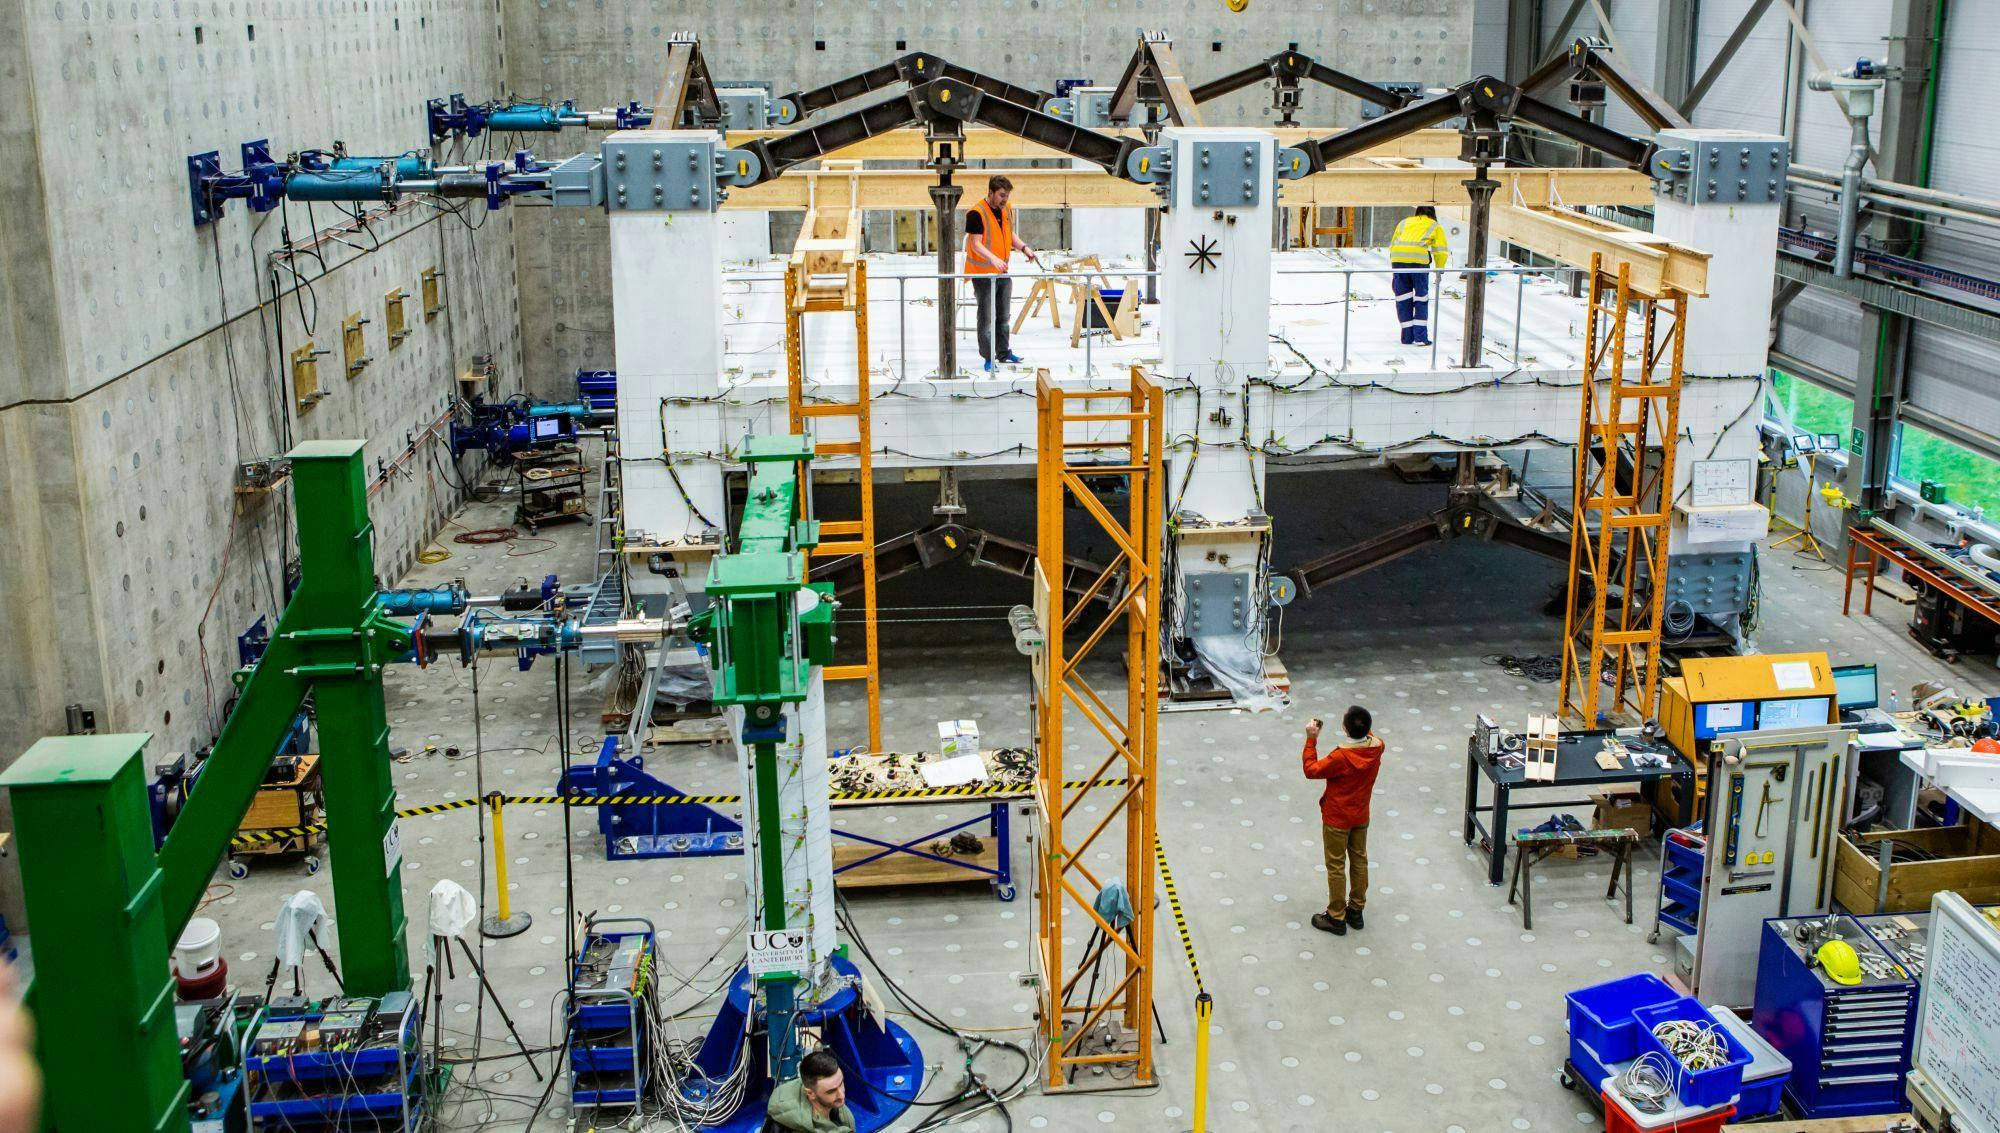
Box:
[1632,997,1751,1109]
[1569,1032,1617,1094]
[1734,1074,1783,1119]
[1566,972,1680,1063]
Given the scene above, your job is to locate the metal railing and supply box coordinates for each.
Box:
[725,261,1586,381]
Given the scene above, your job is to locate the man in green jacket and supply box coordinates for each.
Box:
[767,1049,856,1132]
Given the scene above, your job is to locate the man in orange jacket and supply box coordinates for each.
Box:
[1302,706,1385,936]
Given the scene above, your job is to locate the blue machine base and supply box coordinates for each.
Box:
[685,956,923,1133]
[566,736,743,860]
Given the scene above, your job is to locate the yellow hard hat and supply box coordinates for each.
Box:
[1816,940,1863,985]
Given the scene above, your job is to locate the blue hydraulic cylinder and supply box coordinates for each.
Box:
[285,169,395,203]
[485,104,566,132]
[375,586,468,617]
[330,154,432,178]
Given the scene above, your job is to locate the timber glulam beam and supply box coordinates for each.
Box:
[725,164,1656,212]
[1477,204,1711,299]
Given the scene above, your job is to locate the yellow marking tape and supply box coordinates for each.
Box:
[228,779,1127,849]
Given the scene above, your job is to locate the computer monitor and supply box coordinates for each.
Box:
[531,416,563,441]
[1757,696,1830,730]
[1832,664,1879,712]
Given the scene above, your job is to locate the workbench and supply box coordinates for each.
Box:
[1463,729,1694,886]
[826,749,1033,901]
[1506,826,1639,930]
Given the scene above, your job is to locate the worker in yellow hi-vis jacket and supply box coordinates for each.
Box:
[1388,206,1449,347]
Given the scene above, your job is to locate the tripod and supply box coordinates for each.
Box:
[420,932,545,1080]
[1061,922,1168,1084]
[263,924,344,1000]
[1772,451,1830,562]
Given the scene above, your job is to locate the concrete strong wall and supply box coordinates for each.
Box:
[502,0,1477,395]
[0,0,527,920]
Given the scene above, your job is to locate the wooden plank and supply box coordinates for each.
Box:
[1724,1115,1913,1132]
[724,125,1466,163]
[1476,204,1712,298]
[831,838,999,889]
[728,165,1654,212]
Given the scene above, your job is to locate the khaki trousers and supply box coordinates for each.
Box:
[1322,822,1369,918]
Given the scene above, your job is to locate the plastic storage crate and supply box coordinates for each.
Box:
[1631,997,1751,1109]
[1706,1006,1790,1119]
[1566,972,1680,1063]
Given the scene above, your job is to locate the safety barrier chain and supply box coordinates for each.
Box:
[1150,835,1204,995]
[228,778,1129,848]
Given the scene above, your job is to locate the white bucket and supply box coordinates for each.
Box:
[175,917,222,978]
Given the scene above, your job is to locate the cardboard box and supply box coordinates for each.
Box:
[1591,785,1648,833]
[937,720,980,757]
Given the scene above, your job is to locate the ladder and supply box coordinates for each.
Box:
[594,436,622,579]
[1558,254,1687,727]
[785,256,882,753]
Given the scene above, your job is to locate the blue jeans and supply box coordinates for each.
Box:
[1391,270,1431,345]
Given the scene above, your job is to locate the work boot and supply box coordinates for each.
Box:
[982,359,996,373]
[1000,352,1025,364]
[1345,905,1365,931]
[1311,912,1347,936]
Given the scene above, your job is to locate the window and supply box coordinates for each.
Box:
[1764,369,1853,439]
[1894,421,2000,518]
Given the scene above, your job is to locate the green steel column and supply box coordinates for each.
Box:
[285,440,411,995]
[1,735,190,1133]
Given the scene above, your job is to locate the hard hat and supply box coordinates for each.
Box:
[1973,738,2000,754]
[1816,939,1863,985]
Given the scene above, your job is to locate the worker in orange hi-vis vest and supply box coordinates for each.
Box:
[963,174,1040,374]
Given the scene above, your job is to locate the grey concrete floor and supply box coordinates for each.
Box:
[192,461,1978,1131]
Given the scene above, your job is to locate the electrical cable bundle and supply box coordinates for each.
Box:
[1651,1018,1730,1071]
[1618,1050,1678,1114]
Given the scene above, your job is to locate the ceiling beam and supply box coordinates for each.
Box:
[726,165,1656,212]
[723,126,1465,163]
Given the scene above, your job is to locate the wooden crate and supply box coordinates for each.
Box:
[1834,818,2000,914]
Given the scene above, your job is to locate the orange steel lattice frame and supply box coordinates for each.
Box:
[785,259,882,751]
[1558,255,1687,726]
[1033,367,1161,1090]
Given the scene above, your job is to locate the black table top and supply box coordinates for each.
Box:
[1470,729,1693,788]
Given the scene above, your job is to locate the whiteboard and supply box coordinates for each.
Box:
[1690,458,1753,506]
[1913,892,2000,1133]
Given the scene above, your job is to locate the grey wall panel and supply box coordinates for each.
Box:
[1906,322,2000,444]
[1687,0,1787,134]
[1775,285,1861,384]
[1925,1,2000,203]
[1786,0,1888,173]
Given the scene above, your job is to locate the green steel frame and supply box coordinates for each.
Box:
[694,434,833,1080]
[2,440,415,1132]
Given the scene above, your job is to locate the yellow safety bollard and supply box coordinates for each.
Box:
[1191,992,1213,1133]
[479,792,533,938]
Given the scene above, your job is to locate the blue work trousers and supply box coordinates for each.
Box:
[1391,269,1432,345]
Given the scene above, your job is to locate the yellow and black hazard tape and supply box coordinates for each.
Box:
[1152,835,1204,996]
[228,778,1129,849]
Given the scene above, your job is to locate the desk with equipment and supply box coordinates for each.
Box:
[1834,663,1931,830]
[1660,653,1840,825]
[1464,720,1695,886]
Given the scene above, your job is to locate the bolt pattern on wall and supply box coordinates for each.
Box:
[13,0,525,755]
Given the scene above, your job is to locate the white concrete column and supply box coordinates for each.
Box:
[606,131,730,591]
[1156,128,1282,708]
[1648,129,1786,483]
[1649,130,1785,645]
[1158,127,1275,523]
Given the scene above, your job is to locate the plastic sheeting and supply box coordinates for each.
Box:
[274,890,329,968]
